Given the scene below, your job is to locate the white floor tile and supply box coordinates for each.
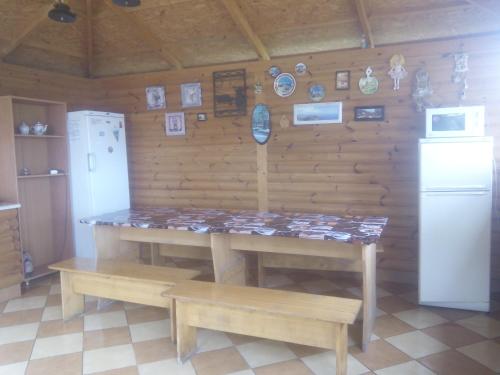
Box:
[300,279,339,293]
[0,322,39,345]
[302,351,369,375]
[237,339,296,368]
[197,329,233,353]
[41,305,63,322]
[0,361,28,375]
[226,370,255,375]
[129,319,170,343]
[3,296,47,313]
[456,315,500,338]
[31,332,83,359]
[386,331,449,359]
[84,310,127,331]
[393,309,448,329]
[375,360,436,375]
[138,358,196,375]
[457,340,500,372]
[49,284,61,295]
[123,302,145,311]
[83,344,136,374]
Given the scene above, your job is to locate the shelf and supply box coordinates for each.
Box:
[18,173,67,180]
[24,264,57,284]
[15,134,65,139]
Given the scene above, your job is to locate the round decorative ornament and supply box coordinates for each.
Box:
[268,66,281,78]
[273,73,296,98]
[308,84,326,102]
[295,63,308,76]
[359,66,379,95]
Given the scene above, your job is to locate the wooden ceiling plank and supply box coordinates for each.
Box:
[103,0,183,69]
[1,4,54,60]
[354,0,375,48]
[465,0,500,16]
[86,0,94,77]
[221,0,270,60]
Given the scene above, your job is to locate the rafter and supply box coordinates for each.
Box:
[103,0,183,69]
[86,0,94,77]
[354,0,375,48]
[465,0,500,16]
[1,4,54,60]
[221,0,270,61]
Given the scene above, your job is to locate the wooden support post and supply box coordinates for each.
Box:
[257,253,265,287]
[362,243,377,351]
[210,234,247,285]
[150,243,160,265]
[336,324,348,375]
[170,298,177,344]
[60,272,84,320]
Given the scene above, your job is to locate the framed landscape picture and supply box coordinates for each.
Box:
[354,106,385,121]
[293,102,343,125]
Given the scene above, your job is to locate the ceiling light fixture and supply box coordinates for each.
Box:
[112,0,141,7]
[48,0,77,23]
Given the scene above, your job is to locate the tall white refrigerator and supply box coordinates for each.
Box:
[67,111,130,259]
[419,137,493,312]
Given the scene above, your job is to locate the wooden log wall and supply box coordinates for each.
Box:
[0,209,22,289]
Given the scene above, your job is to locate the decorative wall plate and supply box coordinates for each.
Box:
[308,84,326,102]
[268,66,281,78]
[273,73,296,98]
[295,63,308,75]
[251,104,271,145]
[359,66,379,95]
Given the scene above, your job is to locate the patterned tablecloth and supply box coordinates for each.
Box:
[82,207,388,245]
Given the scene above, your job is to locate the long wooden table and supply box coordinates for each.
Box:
[82,207,387,351]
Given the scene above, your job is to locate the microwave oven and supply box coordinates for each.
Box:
[425,106,485,138]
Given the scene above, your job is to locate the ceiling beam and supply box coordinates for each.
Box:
[86,0,94,77]
[1,4,54,60]
[221,0,270,60]
[103,0,183,69]
[354,0,375,48]
[465,0,500,16]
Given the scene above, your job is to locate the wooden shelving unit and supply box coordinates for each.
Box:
[0,96,73,283]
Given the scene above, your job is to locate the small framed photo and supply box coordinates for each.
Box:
[145,85,166,110]
[181,82,202,108]
[354,106,385,121]
[197,113,208,121]
[165,112,185,136]
[335,70,350,90]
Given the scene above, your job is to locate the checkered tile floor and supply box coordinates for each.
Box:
[1,259,500,375]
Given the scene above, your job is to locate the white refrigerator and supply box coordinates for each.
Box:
[419,137,493,312]
[67,111,130,259]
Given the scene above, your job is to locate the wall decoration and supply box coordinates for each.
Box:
[165,112,185,136]
[308,84,326,102]
[388,54,407,90]
[412,68,433,112]
[280,114,290,129]
[251,104,271,145]
[274,73,296,98]
[213,69,247,117]
[145,85,166,110]
[354,106,385,121]
[335,70,350,90]
[295,63,308,76]
[268,66,281,78]
[359,67,378,95]
[293,102,342,125]
[197,113,208,121]
[254,81,263,95]
[452,52,469,100]
[181,82,202,108]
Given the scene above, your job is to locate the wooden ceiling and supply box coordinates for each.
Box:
[1,0,500,78]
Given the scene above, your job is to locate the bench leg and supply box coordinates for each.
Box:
[60,272,84,320]
[362,243,377,351]
[170,298,177,344]
[177,324,197,363]
[257,254,265,287]
[150,243,160,266]
[335,324,348,375]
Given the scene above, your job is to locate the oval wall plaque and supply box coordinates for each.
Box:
[251,104,271,145]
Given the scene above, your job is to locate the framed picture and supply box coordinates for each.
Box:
[213,69,247,117]
[181,82,202,108]
[145,85,166,110]
[354,106,385,121]
[165,112,185,136]
[197,113,208,121]
[293,102,343,125]
[335,71,350,90]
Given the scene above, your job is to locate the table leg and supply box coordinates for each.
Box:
[93,226,140,261]
[60,272,84,320]
[335,323,348,375]
[362,243,377,351]
[210,234,247,285]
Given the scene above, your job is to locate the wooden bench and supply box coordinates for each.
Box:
[167,280,362,375]
[49,258,200,342]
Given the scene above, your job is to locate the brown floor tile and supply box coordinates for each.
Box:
[0,340,33,365]
[287,343,327,358]
[21,285,51,297]
[378,281,417,295]
[254,359,313,375]
[26,352,82,375]
[0,301,6,312]
[191,347,249,375]
[126,306,168,325]
[46,294,62,307]
[0,308,43,327]
[377,296,417,314]
[419,350,495,375]
[350,339,411,371]
[37,318,84,338]
[426,306,478,321]
[83,326,131,350]
[133,338,176,364]
[92,366,139,375]
[227,333,261,346]
[373,315,415,338]
[324,289,359,299]
[422,323,485,348]
[286,271,321,284]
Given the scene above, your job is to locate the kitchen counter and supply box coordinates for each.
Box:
[0,203,20,211]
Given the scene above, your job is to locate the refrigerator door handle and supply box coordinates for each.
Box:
[87,153,96,172]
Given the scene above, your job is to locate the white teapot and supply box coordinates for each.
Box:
[32,122,48,135]
[18,121,30,135]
